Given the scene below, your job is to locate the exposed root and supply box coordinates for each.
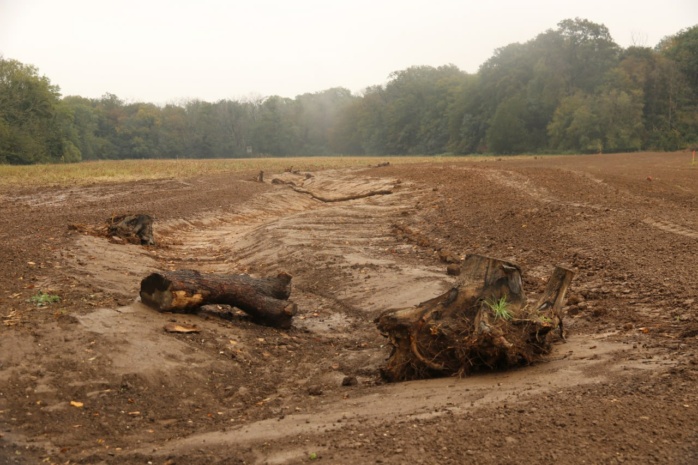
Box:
[376,254,575,381]
[273,178,393,202]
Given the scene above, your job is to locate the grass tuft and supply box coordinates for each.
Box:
[30,291,61,307]
[485,296,512,320]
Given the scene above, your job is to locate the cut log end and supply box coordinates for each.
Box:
[140,273,172,311]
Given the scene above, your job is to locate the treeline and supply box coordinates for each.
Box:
[1,18,696,164]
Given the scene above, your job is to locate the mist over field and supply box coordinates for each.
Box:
[1,18,697,164]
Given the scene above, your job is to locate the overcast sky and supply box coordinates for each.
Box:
[1,0,696,104]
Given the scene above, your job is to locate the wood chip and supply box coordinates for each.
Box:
[163,323,200,334]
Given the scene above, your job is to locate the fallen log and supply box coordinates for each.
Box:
[376,254,574,381]
[140,270,296,328]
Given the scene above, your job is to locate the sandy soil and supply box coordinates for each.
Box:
[1,152,697,465]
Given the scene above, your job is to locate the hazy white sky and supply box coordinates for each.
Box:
[1,0,696,103]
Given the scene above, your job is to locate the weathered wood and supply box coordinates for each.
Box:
[534,265,575,339]
[108,214,155,245]
[140,270,296,328]
[376,254,574,381]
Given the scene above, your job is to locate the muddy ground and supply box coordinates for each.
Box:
[1,152,697,465]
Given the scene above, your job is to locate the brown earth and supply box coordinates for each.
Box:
[1,152,697,465]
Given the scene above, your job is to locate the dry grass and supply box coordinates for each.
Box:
[0,156,464,187]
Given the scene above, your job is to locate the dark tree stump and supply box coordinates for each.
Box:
[376,254,574,381]
[140,270,296,328]
[108,214,155,245]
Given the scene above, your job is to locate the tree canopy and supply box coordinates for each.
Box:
[1,19,696,164]
[0,58,79,163]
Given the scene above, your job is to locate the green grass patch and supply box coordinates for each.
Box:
[30,291,61,307]
[485,295,513,320]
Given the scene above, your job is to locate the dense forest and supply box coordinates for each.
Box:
[1,19,697,164]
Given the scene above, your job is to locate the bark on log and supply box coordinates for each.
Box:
[140,270,296,328]
[376,254,574,381]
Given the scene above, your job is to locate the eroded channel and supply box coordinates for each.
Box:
[61,168,673,462]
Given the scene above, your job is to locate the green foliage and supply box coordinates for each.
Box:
[379,65,468,155]
[658,25,698,97]
[30,291,60,307]
[547,72,645,154]
[296,87,356,155]
[485,296,512,321]
[548,92,602,153]
[60,96,101,160]
[487,94,531,153]
[557,18,621,92]
[0,56,80,164]
[1,19,696,165]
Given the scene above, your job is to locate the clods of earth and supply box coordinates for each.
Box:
[1,152,697,464]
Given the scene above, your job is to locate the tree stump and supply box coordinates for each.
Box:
[375,254,574,381]
[108,214,155,245]
[140,270,297,328]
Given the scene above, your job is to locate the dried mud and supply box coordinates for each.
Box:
[1,153,697,465]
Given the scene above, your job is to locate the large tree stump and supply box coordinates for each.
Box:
[376,254,574,381]
[140,270,296,328]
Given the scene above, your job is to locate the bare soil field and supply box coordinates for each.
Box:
[1,152,697,465]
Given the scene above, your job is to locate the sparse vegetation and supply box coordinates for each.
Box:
[485,296,513,321]
[0,157,446,186]
[30,291,60,307]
